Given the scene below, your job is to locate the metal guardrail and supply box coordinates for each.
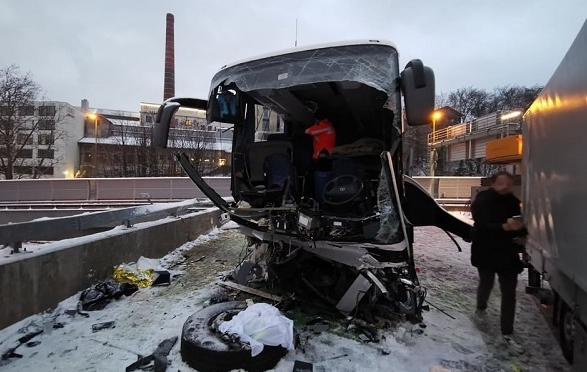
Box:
[0,175,479,253]
[0,177,231,203]
[0,176,480,204]
[428,111,522,146]
[0,199,205,252]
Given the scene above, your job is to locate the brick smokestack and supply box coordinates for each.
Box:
[164,13,175,101]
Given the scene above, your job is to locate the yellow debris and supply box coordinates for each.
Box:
[113,265,155,288]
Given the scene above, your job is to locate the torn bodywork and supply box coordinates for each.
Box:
[154,40,470,323]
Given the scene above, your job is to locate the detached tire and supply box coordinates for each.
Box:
[181,301,289,372]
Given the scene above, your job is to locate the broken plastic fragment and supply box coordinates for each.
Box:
[91,321,116,333]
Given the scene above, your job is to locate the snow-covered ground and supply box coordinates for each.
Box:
[0,225,570,372]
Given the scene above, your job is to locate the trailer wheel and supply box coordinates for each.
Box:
[559,300,575,363]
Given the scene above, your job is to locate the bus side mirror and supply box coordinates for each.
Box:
[401,59,435,126]
[153,98,208,148]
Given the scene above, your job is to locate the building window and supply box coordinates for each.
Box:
[38,105,56,116]
[17,133,33,145]
[37,149,54,159]
[13,166,33,174]
[38,166,54,175]
[22,119,35,129]
[145,115,153,123]
[38,134,54,145]
[184,119,192,126]
[19,106,35,116]
[17,149,33,158]
[38,119,56,130]
[0,106,11,116]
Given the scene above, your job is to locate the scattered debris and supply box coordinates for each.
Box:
[292,360,314,372]
[209,292,230,305]
[305,318,329,334]
[217,280,282,302]
[318,353,348,363]
[125,336,178,372]
[345,318,379,342]
[1,328,43,360]
[79,279,138,311]
[113,256,167,288]
[151,270,171,286]
[425,300,455,320]
[91,321,116,333]
[234,261,255,284]
[76,302,90,317]
[25,341,41,348]
[193,255,206,263]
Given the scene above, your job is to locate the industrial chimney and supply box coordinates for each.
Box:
[164,13,175,101]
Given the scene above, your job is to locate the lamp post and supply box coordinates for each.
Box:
[430,111,442,177]
[86,113,99,176]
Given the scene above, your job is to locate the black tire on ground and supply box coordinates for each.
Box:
[181,301,289,372]
[558,299,574,364]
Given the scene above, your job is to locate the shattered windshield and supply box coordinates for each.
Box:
[210,43,400,110]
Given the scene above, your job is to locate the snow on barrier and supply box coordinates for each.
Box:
[0,208,221,330]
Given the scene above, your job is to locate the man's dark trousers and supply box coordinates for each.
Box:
[477,268,518,335]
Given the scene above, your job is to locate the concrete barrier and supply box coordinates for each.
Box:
[0,208,221,330]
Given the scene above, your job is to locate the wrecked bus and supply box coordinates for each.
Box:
[154,40,471,323]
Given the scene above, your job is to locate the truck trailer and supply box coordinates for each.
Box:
[523,18,587,370]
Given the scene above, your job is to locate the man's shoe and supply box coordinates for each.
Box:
[503,334,525,355]
[475,308,487,315]
[472,308,489,331]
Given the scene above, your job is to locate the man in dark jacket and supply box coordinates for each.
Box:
[471,171,525,349]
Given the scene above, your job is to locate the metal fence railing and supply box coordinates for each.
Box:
[0,177,231,203]
[0,176,479,204]
[428,110,523,146]
[0,199,205,252]
[0,176,480,251]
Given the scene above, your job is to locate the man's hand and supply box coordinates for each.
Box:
[503,218,524,231]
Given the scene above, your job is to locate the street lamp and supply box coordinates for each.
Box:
[430,111,442,177]
[86,113,99,176]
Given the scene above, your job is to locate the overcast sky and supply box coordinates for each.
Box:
[1,1,586,112]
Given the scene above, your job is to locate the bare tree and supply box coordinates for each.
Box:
[445,87,492,122]
[0,65,67,179]
[489,85,543,113]
[99,118,138,177]
[168,126,216,175]
[402,125,430,176]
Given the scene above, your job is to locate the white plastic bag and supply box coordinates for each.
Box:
[218,303,294,357]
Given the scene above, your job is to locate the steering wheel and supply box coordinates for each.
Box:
[321,175,364,206]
